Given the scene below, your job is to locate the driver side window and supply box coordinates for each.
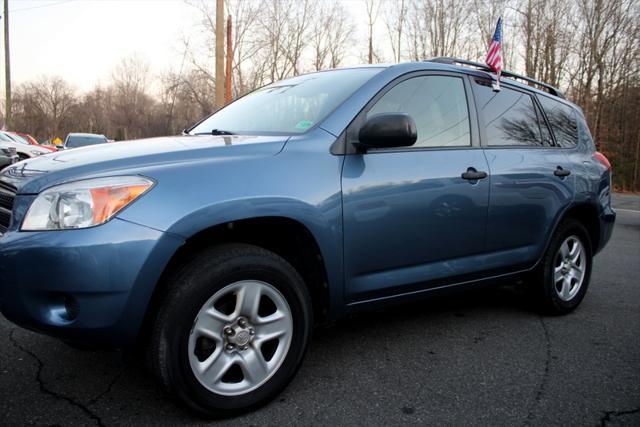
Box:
[367,75,471,148]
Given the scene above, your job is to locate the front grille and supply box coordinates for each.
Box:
[0,180,16,234]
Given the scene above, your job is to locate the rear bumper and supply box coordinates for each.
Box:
[597,204,616,254]
[0,217,184,347]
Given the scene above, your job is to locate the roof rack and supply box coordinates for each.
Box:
[427,57,565,99]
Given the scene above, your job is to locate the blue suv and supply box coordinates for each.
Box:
[0,58,615,416]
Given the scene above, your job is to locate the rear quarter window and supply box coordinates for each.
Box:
[576,114,595,151]
[537,95,579,148]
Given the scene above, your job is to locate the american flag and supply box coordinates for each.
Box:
[486,17,503,88]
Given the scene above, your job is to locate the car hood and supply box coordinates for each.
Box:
[0,134,288,194]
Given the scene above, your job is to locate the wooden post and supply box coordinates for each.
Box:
[214,0,224,109]
[3,0,11,129]
[225,15,232,104]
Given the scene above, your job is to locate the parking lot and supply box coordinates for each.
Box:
[1,194,638,426]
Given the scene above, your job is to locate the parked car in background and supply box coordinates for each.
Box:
[40,138,63,151]
[62,133,108,150]
[39,140,59,151]
[0,59,615,417]
[0,142,19,170]
[12,132,57,152]
[0,131,51,160]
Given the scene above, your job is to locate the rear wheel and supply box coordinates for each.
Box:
[150,244,312,417]
[528,219,592,315]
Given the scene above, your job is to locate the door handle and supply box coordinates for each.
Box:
[554,167,571,177]
[461,168,488,180]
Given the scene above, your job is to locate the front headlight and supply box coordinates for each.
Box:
[30,150,43,156]
[22,176,154,231]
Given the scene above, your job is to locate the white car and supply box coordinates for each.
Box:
[0,131,51,160]
[0,142,19,170]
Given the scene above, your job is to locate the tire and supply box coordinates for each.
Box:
[149,243,313,417]
[17,153,29,161]
[528,219,593,315]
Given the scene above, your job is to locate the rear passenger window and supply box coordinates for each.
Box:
[538,95,579,147]
[367,75,471,147]
[473,82,546,147]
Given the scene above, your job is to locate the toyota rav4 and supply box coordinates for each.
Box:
[0,58,615,416]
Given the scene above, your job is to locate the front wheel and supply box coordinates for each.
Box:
[149,244,312,417]
[528,219,593,315]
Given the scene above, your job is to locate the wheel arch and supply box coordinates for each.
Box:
[558,203,601,253]
[538,202,601,267]
[137,216,331,348]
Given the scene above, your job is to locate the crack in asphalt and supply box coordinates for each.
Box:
[523,316,552,426]
[8,330,106,427]
[88,367,126,405]
[599,407,640,426]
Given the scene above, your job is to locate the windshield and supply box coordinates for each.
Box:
[1,132,28,144]
[8,133,30,145]
[190,68,383,135]
[66,135,107,148]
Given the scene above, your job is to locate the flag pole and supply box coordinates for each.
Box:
[486,17,503,92]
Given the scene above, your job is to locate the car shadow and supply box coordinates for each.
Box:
[2,282,539,423]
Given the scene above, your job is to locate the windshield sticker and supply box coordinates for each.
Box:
[294,120,314,130]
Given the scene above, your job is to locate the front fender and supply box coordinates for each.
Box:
[118,131,346,317]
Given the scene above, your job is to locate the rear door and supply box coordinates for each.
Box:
[471,79,575,270]
[341,72,490,302]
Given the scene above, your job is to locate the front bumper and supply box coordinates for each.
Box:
[0,216,184,347]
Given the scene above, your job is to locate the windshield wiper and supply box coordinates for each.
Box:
[193,129,235,136]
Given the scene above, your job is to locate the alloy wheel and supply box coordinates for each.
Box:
[553,235,587,301]
[188,280,293,396]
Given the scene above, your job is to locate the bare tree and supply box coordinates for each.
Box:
[13,76,77,139]
[406,0,472,61]
[384,0,409,62]
[571,0,633,124]
[310,1,355,70]
[364,0,382,64]
[109,55,155,140]
[514,0,574,87]
[226,0,263,96]
[468,0,516,65]
[253,0,313,81]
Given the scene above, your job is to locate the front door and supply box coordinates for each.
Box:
[341,73,490,302]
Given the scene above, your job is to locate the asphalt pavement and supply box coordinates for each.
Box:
[1,194,639,426]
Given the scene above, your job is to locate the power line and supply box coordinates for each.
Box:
[10,0,76,13]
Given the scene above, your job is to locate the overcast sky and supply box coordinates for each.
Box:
[1,0,373,94]
[3,0,206,92]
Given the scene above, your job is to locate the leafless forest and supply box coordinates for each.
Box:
[7,0,640,190]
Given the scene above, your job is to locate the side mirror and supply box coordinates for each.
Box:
[356,113,417,150]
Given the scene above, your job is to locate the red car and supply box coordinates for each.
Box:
[11,132,57,152]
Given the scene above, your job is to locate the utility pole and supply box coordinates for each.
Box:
[214,0,224,110]
[225,15,232,105]
[3,0,11,129]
